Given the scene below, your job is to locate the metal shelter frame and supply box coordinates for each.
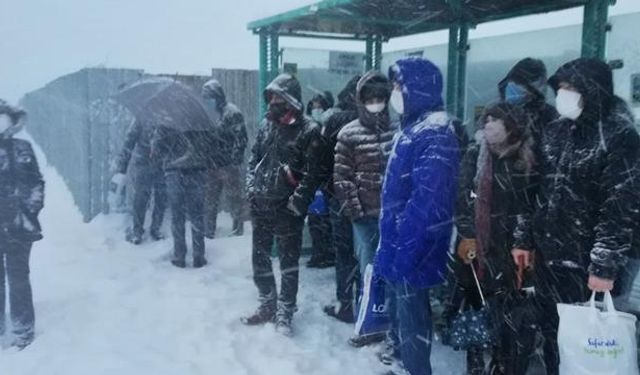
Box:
[248,0,616,119]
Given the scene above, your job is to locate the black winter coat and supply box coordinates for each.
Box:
[0,137,44,242]
[151,128,217,172]
[309,75,361,199]
[116,121,161,174]
[515,59,640,280]
[218,103,248,167]
[201,80,248,167]
[515,99,640,280]
[246,117,322,213]
[456,144,540,292]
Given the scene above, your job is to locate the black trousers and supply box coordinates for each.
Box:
[308,213,333,262]
[0,238,34,341]
[166,170,206,260]
[131,167,166,235]
[251,208,305,312]
[328,197,357,308]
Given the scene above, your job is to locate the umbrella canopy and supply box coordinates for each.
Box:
[114,77,219,132]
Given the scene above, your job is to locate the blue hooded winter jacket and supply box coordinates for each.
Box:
[374,58,460,288]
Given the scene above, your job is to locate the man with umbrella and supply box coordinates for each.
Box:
[116,78,221,268]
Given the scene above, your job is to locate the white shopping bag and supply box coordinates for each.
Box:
[558,291,639,375]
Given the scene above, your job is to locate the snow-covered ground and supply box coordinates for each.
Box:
[0,138,464,375]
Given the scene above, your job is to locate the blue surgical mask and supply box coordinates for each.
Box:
[311,108,324,122]
[206,98,217,108]
[505,82,529,104]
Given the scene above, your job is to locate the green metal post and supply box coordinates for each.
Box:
[455,24,469,121]
[581,0,611,60]
[269,32,280,81]
[446,26,459,115]
[365,36,374,71]
[373,35,383,70]
[259,31,269,116]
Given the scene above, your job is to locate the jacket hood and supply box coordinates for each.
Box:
[264,74,303,112]
[0,100,26,138]
[356,70,391,129]
[498,58,548,103]
[548,58,614,122]
[202,79,227,107]
[389,57,444,126]
[336,74,361,112]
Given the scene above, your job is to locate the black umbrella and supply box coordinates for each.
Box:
[113,77,219,131]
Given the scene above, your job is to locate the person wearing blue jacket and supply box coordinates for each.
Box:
[374,58,460,375]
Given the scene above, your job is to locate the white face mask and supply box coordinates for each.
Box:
[365,103,386,114]
[0,114,13,134]
[484,119,508,145]
[556,88,583,120]
[390,89,404,114]
[311,108,324,122]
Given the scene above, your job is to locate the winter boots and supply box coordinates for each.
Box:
[275,306,294,337]
[242,300,296,337]
[193,256,208,269]
[348,332,386,348]
[149,228,165,241]
[125,229,143,245]
[231,219,244,236]
[323,302,355,324]
[241,304,276,326]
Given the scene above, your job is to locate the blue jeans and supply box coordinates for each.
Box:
[388,282,433,375]
[352,216,379,277]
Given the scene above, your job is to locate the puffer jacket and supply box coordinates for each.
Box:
[374,58,460,288]
[334,71,397,219]
[515,58,640,280]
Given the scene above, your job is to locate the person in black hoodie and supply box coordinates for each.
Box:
[0,100,44,349]
[242,74,323,336]
[201,80,248,238]
[498,58,558,148]
[305,90,336,269]
[512,58,640,374]
[318,75,361,323]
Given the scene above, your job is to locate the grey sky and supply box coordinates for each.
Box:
[2,0,639,103]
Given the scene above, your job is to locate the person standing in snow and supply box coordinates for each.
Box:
[318,75,361,324]
[306,91,336,126]
[305,91,336,269]
[333,71,396,346]
[112,120,167,244]
[0,101,44,349]
[510,57,640,374]
[455,103,539,374]
[242,74,323,336]
[201,79,248,238]
[151,123,216,269]
[497,57,558,155]
[374,58,460,375]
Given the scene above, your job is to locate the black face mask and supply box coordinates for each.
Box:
[267,102,289,122]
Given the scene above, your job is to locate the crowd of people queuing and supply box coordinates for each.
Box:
[0,54,639,375]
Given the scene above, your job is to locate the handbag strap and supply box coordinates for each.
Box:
[470,263,487,306]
